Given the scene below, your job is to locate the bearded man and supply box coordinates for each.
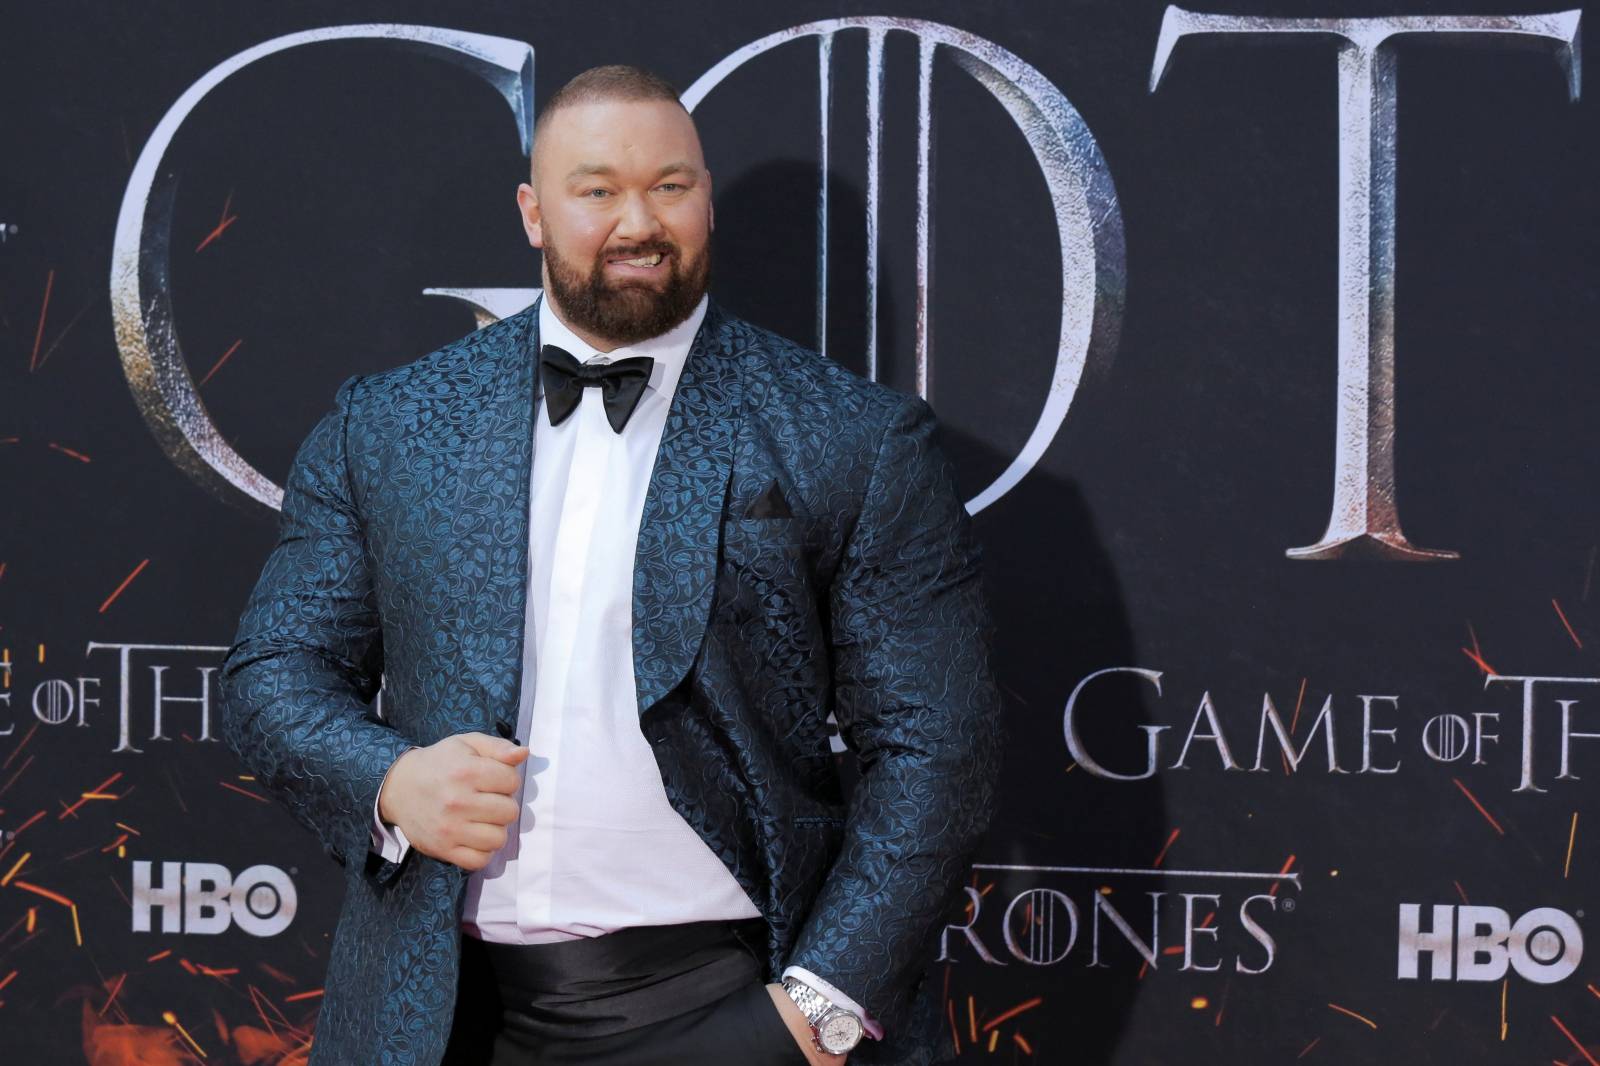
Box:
[220,63,1002,1066]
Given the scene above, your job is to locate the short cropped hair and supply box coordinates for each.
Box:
[530,65,693,179]
[540,64,683,118]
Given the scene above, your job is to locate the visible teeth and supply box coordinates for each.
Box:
[617,253,662,267]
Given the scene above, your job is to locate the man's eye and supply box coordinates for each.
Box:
[657,183,682,192]
[583,188,611,198]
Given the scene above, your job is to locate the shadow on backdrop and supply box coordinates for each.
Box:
[714,158,1165,1063]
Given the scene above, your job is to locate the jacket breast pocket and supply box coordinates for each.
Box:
[715,516,825,622]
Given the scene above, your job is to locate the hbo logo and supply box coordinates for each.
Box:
[131,861,297,937]
[1398,903,1582,984]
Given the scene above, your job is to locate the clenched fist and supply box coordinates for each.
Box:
[376,732,529,871]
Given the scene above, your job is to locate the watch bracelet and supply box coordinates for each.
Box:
[781,976,833,1024]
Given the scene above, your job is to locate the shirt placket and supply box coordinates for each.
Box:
[519,380,615,935]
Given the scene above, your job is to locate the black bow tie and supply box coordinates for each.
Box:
[538,343,656,433]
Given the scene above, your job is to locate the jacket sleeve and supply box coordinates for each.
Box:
[784,393,1005,1026]
[219,374,415,880]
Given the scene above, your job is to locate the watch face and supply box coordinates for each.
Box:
[819,1010,863,1053]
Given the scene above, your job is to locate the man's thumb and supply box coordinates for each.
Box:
[456,731,525,762]
[495,741,530,765]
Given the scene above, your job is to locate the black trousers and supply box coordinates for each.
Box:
[443,920,809,1065]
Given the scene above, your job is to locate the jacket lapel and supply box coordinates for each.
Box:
[454,299,540,735]
[632,298,745,715]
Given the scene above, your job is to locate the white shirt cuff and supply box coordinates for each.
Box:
[369,750,414,863]
[781,965,885,1041]
[369,799,410,863]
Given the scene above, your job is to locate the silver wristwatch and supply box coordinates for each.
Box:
[781,976,864,1055]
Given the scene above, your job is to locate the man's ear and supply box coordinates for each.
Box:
[516,182,544,248]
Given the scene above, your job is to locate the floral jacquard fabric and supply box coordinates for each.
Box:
[219,298,1003,1066]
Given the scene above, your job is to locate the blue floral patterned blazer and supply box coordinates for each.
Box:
[219,296,1003,1066]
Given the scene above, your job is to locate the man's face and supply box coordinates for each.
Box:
[517,98,713,349]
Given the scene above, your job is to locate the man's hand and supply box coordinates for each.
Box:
[376,733,528,871]
[765,984,849,1066]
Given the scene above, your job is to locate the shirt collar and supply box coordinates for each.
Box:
[536,290,709,400]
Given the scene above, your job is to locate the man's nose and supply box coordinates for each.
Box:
[614,191,664,243]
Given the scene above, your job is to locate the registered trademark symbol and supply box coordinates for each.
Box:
[1578,909,1585,919]
[1281,898,1296,913]
[289,867,298,876]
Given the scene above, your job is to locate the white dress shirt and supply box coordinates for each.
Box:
[370,293,879,1035]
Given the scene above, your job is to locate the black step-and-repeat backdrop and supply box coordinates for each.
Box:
[4,1,1597,1062]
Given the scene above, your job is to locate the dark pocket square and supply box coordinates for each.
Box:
[744,478,794,519]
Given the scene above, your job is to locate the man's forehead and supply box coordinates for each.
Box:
[564,159,700,182]
[536,99,703,173]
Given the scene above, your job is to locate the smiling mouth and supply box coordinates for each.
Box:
[607,251,667,268]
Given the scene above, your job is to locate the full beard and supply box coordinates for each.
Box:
[542,234,711,347]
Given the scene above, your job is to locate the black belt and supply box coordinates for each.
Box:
[467,918,769,1043]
